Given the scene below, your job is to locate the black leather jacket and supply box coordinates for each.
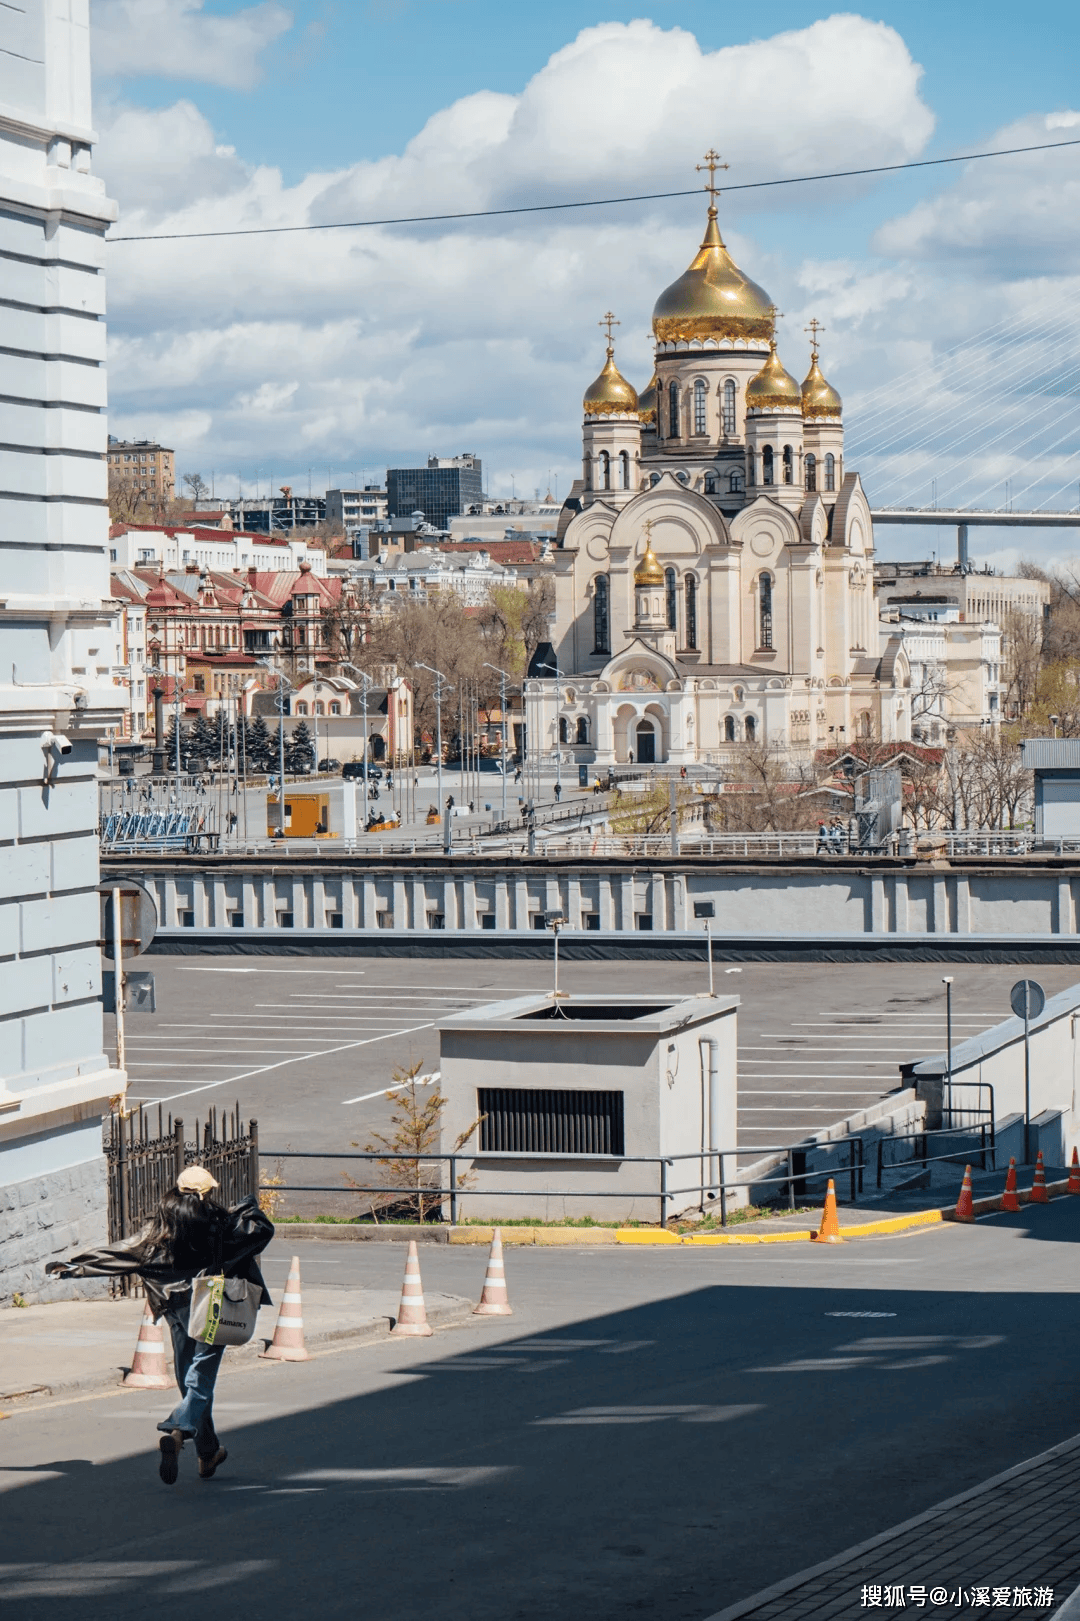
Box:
[47,1194,274,1322]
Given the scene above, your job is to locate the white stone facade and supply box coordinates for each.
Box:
[0,1,124,1300]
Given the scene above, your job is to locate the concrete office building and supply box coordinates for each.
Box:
[387,454,484,530]
[326,485,389,527]
[0,2,125,1300]
[107,436,175,503]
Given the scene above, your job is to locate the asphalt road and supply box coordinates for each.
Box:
[112,956,1080,1214]
[3,1204,1078,1619]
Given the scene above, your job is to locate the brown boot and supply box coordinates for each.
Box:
[158,1429,184,1485]
[198,1446,228,1480]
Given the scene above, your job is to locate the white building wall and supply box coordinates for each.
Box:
[0,0,124,1302]
[109,526,327,575]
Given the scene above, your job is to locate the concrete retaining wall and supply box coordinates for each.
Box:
[0,1152,110,1306]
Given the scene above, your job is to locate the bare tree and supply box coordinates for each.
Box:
[712,742,824,832]
[478,579,556,682]
[182,472,211,502]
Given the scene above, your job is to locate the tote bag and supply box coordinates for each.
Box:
[188,1274,261,1347]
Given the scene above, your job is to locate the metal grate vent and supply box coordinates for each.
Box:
[478,1088,624,1156]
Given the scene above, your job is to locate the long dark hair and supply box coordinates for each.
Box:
[142,1189,228,1269]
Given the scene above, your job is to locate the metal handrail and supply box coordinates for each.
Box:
[877,1122,993,1187]
[263,1137,865,1229]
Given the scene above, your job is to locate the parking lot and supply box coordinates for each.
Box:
[113,956,1080,1212]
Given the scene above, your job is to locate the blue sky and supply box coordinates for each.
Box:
[91,2,1080,567]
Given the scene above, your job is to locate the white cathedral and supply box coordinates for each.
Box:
[528,155,912,768]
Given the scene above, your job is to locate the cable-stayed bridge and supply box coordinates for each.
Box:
[870,506,1080,566]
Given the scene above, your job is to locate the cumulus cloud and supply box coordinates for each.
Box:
[92,0,292,91]
[873,111,1080,272]
[95,14,995,509]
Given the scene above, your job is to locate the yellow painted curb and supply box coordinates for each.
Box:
[683,1228,814,1245]
[614,1228,681,1245]
[532,1227,618,1246]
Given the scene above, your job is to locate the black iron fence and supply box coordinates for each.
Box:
[105,1102,260,1267]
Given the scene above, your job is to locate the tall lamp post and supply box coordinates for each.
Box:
[942,975,954,1128]
[257,658,292,832]
[341,662,375,788]
[417,662,450,811]
[483,661,512,820]
[145,665,166,776]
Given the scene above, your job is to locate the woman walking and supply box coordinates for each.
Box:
[46,1165,273,1485]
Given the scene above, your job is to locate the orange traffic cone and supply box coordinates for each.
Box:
[1001,1158,1020,1213]
[1067,1147,1080,1195]
[390,1240,432,1337]
[1029,1151,1049,1205]
[812,1178,843,1243]
[123,1302,172,1388]
[473,1228,513,1317]
[259,1255,309,1361]
[954,1164,975,1223]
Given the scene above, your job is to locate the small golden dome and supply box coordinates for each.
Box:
[583,345,638,417]
[637,372,658,424]
[634,539,664,586]
[801,354,842,419]
[745,340,802,412]
[652,206,775,345]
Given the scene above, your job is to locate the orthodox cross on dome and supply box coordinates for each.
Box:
[599,310,620,356]
[766,303,784,343]
[696,149,729,213]
[804,317,825,361]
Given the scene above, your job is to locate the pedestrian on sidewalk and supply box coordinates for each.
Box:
[46,1166,273,1487]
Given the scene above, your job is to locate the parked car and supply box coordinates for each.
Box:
[318,757,342,773]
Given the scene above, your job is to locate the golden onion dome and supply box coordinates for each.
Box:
[634,538,664,586]
[745,340,802,412]
[583,345,639,417]
[637,372,658,425]
[801,353,842,419]
[652,206,775,344]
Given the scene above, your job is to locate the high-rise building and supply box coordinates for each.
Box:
[326,486,389,527]
[107,437,175,503]
[0,1,125,1301]
[386,454,484,530]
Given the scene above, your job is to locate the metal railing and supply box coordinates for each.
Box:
[263,1136,865,1229]
[944,1080,995,1135]
[876,1122,995,1188]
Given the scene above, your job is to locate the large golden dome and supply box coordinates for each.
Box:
[746,340,802,412]
[801,354,842,419]
[652,206,775,345]
[637,372,658,425]
[583,344,638,416]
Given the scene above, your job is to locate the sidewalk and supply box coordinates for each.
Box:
[700,1433,1080,1621]
[0,1283,471,1407]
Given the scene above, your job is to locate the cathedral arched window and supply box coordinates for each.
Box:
[805,453,817,492]
[668,380,680,438]
[704,473,718,495]
[665,567,677,631]
[722,379,737,437]
[729,469,744,494]
[782,444,794,485]
[746,451,755,486]
[693,378,707,435]
[825,453,836,491]
[600,451,611,491]
[759,573,774,650]
[762,445,774,486]
[745,715,756,742]
[724,714,737,742]
[575,716,589,745]
[593,574,610,654]
[619,450,630,490]
[685,575,698,649]
[559,715,569,744]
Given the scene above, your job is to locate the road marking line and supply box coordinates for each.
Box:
[140,1021,436,1105]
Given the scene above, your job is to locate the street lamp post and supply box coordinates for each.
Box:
[257,659,292,833]
[145,666,166,776]
[417,662,450,812]
[341,662,375,792]
[483,662,512,820]
[553,662,563,800]
[942,975,954,1127]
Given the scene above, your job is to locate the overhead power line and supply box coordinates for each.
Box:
[107,134,1080,243]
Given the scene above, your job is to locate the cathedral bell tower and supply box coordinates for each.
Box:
[581,312,641,508]
[800,319,844,504]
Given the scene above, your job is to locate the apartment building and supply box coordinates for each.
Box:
[107,437,175,502]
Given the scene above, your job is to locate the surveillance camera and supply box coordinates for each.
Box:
[40,731,72,756]
[73,692,88,710]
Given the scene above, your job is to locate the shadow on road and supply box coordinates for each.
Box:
[4,1272,1080,1621]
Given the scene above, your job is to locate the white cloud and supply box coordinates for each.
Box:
[92,0,292,91]
[874,111,1080,271]
[95,15,966,508]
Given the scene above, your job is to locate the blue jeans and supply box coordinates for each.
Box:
[157,1298,226,1454]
